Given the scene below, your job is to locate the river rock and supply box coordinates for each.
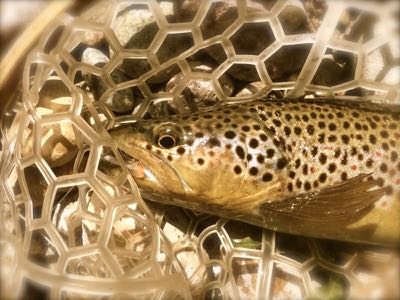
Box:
[82,48,134,113]
[113,2,173,47]
[166,64,233,110]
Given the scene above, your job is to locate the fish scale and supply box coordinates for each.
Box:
[109,99,400,245]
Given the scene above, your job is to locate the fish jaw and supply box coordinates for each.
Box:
[115,140,189,199]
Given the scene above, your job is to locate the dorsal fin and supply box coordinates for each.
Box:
[259,174,388,221]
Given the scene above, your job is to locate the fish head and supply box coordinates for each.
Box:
[109,108,288,210]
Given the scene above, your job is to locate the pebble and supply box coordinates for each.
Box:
[82,48,134,113]
[22,122,78,168]
[113,2,173,47]
[166,64,233,110]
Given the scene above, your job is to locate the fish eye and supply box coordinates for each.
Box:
[158,134,176,149]
[153,123,182,149]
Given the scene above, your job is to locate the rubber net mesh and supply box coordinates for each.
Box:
[1,0,399,299]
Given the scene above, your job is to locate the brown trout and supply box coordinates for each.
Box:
[109,99,400,246]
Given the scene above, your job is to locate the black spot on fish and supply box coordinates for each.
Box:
[302,115,309,122]
[319,153,327,165]
[277,158,287,169]
[303,164,308,175]
[204,114,213,119]
[259,134,268,141]
[289,171,296,179]
[341,172,347,181]
[247,154,252,161]
[380,130,389,139]
[216,123,223,129]
[366,158,373,168]
[306,125,315,135]
[234,165,242,174]
[369,121,377,129]
[328,163,336,173]
[197,158,204,165]
[242,125,250,132]
[310,112,317,119]
[296,179,302,189]
[343,121,350,129]
[380,163,388,173]
[249,138,259,148]
[167,155,173,161]
[249,167,258,176]
[287,182,293,192]
[236,146,245,159]
[341,152,348,165]
[304,181,311,191]
[253,125,261,131]
[284,126,291,136]
[341,135,350,144]
[350,147,357,156]
[272,119,282,127]
[362,145,369,153]
[257,155,265,163]
[328,135,337,142]
[295,159,301,168]
[319,173,327,183]
[328,123,337,131]
[208,138,221,147]
[177,147,185,155]
[146,144,152,150]
[267,127,276,135]
[311,146,318,157]
[354,123,362,130]
[223,118,231,123]
[195,132,204,138]
[285,114,292,121]
[262,173,273,182]
[369,134,376,144]
[225,131,236,139]
[294,127,302,135]
[391,151,398,162]
[336,111,344,118]
[318,133,325,143]
[266,149,275,158]
[318,122,326,130]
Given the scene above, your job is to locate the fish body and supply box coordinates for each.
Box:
[109,99,400,246]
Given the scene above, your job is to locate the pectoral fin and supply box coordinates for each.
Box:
[259,174,388,221]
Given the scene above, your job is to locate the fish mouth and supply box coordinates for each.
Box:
[118,145,188,199]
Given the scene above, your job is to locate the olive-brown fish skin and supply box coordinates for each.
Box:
[109,99,400,246]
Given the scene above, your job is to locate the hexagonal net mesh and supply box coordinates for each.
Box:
[1,0,399,299]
